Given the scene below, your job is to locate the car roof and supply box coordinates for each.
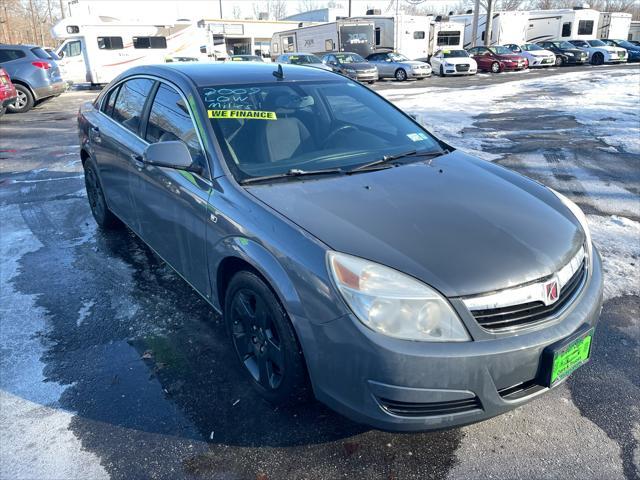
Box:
[121,62,339,87]
[0,44,39,50]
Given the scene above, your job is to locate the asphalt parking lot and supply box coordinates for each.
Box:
[1,63,639,480]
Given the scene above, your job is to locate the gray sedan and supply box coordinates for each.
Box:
[78,62,602,432]
[275,53,333,71]
[321,52,378,84]
[366,52,432,81]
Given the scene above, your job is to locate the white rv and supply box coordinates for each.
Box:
[271,15,464,60]
[629,21,640,41]
[525,8,600,43]
[450,11,530,48]
[597,12,632,39]
[51,16,208,85]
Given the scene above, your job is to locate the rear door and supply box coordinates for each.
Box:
[135,81,211,296]
[97,77,155,231]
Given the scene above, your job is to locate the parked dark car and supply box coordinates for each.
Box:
[0,67,18,116]
[275,53,332,71]
[228,55,264,62]
[0,44,65,113]
[321,52,378,84]
[78,63,603,432]
[601,39,640,62]
[467,46,528,72]
[536,41,589,66]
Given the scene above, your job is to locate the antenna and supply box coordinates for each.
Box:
[273,63,284,80]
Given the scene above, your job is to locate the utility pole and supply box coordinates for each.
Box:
[484,0,494,47]
[59,0,65,18]
[219,0,223,18]
[470,0,480,48]
[348,0,351,17]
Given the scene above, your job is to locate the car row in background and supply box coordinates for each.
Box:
[0,44,66,113]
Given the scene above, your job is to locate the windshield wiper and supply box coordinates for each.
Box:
[239,167,344,185]
[348,149,448,173]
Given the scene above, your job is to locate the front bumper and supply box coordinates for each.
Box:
[1,94,17,108]
[349,71,378,82]
[605,54,628,63]
[301,246,604,431]
[502,62,527,71]
[408,69,431,78]
[529,57,556,67]
[443,67,477,75]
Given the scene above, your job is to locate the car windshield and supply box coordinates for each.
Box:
[522,44,543,51]
[615,40,635,48]
[441,50,468,58]
[288,54,321,64]
[200,80,443,182]
[555,41,575,49]
[389,53,409,61]
[335,53,365,63]
[588,40,606,47]
[489,46,512,55]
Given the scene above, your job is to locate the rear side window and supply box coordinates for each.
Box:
[562,22,572,37]
[112,78,154,134]
[0,49,26,62]
[98,37,124,50]
[578,20,594,35]
[31,47,51,59]
[437,31,461,46]
[133,37,167,49]
[145,84,207,172]
[102,84,121,117]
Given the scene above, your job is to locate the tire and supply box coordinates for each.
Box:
[490,61,501,73]
[7,84,34,113]
[0,106,6,117]
[368,81,375,85]
[84,158,121,229]
[555,56,564,67]
[224,270,309,406]
[591,52,604,65]
[439,65,445,77]
[395,68,407,81]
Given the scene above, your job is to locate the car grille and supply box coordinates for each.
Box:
[498,379,545,400]
[378,396,482,417]
[456,64,470,72]
[470,260,587,331]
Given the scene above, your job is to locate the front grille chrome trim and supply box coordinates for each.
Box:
[462,246,586,312]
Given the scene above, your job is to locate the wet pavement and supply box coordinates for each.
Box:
[1,65,639,479]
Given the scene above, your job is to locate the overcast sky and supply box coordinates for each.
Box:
[68,0,458,21]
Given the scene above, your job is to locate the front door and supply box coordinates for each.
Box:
[134,81,211,296]
[57,39,86,83]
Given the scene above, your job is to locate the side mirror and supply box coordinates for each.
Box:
[58,51,65,58]
[143,141,201,174]
[386,58,392,62]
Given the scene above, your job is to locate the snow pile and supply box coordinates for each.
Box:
[588,214,640,301]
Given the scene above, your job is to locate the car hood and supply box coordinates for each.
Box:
[341,62,376,71]
[494,54,525,61]
[308,63,333,71]
[245,151,585,297]
[529,49,554,56]
[401,61,431,68]
[441,57,474,64]
[598,46,621,53]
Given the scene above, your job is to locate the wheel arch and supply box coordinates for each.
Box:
[8,79,34,97]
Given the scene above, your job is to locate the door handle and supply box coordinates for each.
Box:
[129,153,144,170]
[90,126,101,143]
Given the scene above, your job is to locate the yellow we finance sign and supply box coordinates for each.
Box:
[208,110,277,120]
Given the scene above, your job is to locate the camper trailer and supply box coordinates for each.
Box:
[51,16,208,84]
[450,11,530,48]
[597,12,632,39]
[526,8,600,43]
[271,15,464,60]
[271,19,377,59]
[629,21,640,41]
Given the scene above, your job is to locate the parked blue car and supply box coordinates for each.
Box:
[78,63,603,431]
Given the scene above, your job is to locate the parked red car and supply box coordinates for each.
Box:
[467,46,528,73]
[0,68,17,116]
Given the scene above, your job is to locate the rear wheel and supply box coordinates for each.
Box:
[591,52,604,65]
[395,68,407,81]
[7,84,34,113]
[225,271,309,405]
[84,158,121,229]
[490,61,501,73]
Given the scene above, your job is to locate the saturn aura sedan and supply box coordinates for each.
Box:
[78,62,603,431]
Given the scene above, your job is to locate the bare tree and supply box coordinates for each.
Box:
[232,5,242,18]
[297,0,320,13]
[253,0,288,19]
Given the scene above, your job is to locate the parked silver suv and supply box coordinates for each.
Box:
[0,45,65,113]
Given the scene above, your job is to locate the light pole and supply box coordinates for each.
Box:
[219,0,223,18]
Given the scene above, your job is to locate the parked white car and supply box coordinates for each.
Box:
[430,49,478,76]
[568,39,628,65]
[504,43,556,67]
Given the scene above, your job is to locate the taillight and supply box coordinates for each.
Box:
[31,61,51,70]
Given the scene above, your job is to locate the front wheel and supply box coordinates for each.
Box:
[591,52,604,65]
[225,271,310,406]
[7,84,34,113]
[555,56,564,66]
[439,65,445,77]
[395,68,407,81]
[491,61,501,73]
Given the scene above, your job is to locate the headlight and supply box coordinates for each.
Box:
[549,189,593,269]
[327,252,470,342]
[566,52,574,57]
[345,68,356,74]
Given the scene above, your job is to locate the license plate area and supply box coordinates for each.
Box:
[541,326,594,387]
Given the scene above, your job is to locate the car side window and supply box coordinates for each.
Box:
[111,78,154,134]
[0,49,26,62]
[145,83,208,174]
[102,84,121,117]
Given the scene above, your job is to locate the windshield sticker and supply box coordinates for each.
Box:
[208,110,277,120]
[202,87,262,110]
[407,132,429,142]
